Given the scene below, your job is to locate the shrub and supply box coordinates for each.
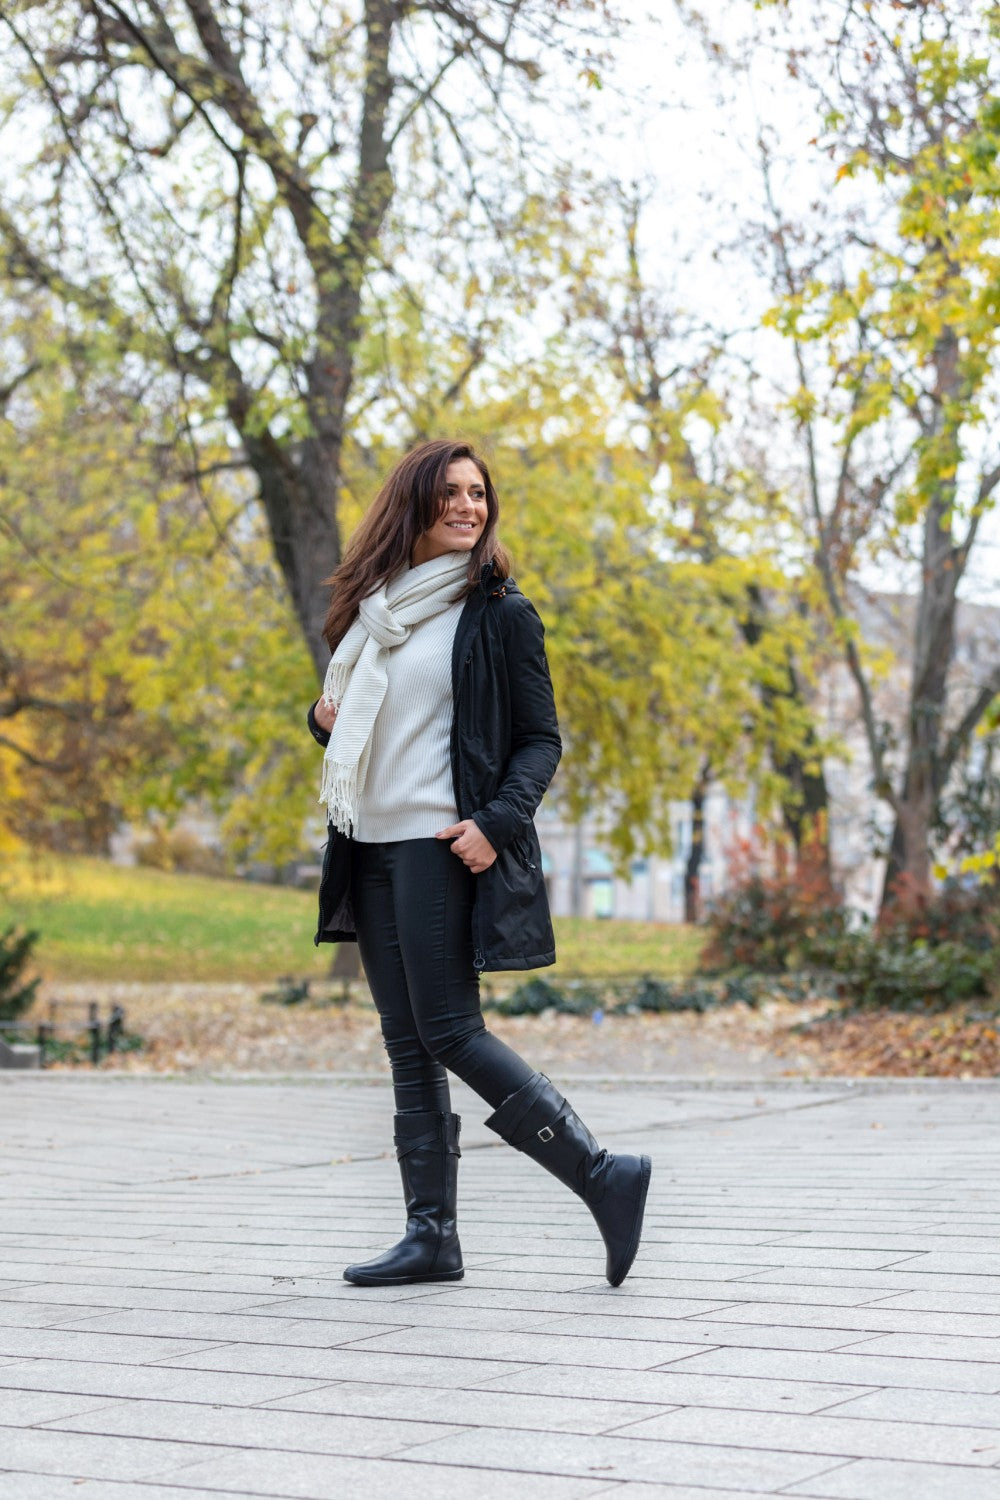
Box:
[0,924,41,1022]
[134,826,227,876]
[487,974,774,1018]
[835,933,992,1012]
[878,873,1000,954]
[259,976,312,1006]
[495,977,567,1015]
[629,976,718,1014]
[701,836,850,972]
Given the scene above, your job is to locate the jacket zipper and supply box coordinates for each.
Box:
[511,835,537,872]
[454,641,487,972]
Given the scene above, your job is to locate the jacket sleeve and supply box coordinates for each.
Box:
[306,698,331,748]
[471,593,562,853]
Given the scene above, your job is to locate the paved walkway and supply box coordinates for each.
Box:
[1,1073,1000,1499]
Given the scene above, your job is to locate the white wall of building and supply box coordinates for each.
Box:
[535,788,755,922]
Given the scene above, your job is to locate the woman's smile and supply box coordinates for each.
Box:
[411,457,488,564]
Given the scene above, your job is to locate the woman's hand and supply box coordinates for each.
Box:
[436,819,497,874]
[314,698,338,733]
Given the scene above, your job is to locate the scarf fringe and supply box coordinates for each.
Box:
[322,657,351,711]
[318,756,358,836]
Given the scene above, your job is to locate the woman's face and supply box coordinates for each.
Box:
[411,457,489,565]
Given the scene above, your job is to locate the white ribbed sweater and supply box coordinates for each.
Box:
[352,598,464,842]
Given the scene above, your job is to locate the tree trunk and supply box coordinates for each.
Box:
[880,628,953,911]
[684,762,709,923]
[330,942,361,981]
[880,332,962,913]
[231,0,396,681]
[772,733,832,886]
[234,423,343,682]
[742,587,832,881]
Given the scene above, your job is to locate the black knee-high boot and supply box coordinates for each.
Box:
[484,1074,651,1287]
[343,1110,464,1286]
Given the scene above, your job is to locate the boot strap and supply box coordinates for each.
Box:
[511,1109,570,1151]
[395,1129,461,1159]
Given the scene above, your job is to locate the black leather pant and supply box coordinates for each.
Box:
[351,838,536,1112]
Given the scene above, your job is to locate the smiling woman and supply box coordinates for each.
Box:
[304,438,651,1291]
[317,442,507,653]
[411,457,489,564]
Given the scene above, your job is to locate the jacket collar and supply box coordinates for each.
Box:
[478,557,510,596]
[451,562,505,696]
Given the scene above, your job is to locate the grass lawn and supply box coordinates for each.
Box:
[3,851,702,985]
[547,917,702,979]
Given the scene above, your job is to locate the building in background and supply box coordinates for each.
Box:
[534,789,754,922]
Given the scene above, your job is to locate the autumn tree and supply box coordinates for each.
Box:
[326,223,833,891]
[0,292,316,864]
[1,1,839,878]
[748,0,1000,912]
[403,351,824,881]
[2,257,827,879]
[0,0,617,677]
[574,183,835,904]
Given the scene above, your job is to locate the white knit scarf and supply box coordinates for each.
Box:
[318,552,470,833]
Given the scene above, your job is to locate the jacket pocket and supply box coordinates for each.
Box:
[510,831,538,872]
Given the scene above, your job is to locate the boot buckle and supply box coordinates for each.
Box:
[537,1125,555,1142]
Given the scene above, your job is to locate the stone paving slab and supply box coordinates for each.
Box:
[259,1378,671,1432]
[827,1386,1000,1426]
[0,1479,259,1500]
[145,1448,614,1498]
[636,1345,1000,1392]
[42,1398,466,1456]
[784,1455,1000,1498]
[395,1426,845,1489]
[690,1301,1000,1336]
[474,1362,886,1412]
[614,1404,1000,1463]
[1,1073,1000,1499]
[0,1427,234,1481]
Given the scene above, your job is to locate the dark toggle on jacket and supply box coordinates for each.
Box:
[307,564,562,971]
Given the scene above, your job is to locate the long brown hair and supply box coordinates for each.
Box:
[322,439,511,651]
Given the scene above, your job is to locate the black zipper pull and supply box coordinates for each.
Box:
[474,950,486,973]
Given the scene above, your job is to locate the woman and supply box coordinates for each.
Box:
[307,438,650,1288]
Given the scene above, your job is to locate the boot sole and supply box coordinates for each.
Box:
[343,1266,465,1287]
[607,1155,651,1288]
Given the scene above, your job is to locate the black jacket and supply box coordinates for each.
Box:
[308,564,562,971]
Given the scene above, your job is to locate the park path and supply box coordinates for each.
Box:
[1,1073,1000,1498]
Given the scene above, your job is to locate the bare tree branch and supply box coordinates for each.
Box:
[937,665,1000,790]
[759,137,898,812]
[406,0,543,79]
[0,733,65,771]
[0,360,41,413]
